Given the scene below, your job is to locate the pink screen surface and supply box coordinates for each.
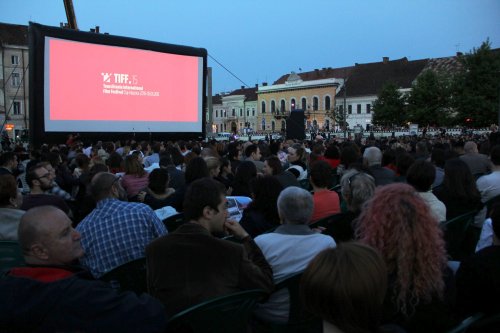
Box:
[48,39,199,122]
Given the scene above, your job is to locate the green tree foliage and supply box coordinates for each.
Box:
[372,82,407,127]
[453,40,500,127]
[407,70,453,126]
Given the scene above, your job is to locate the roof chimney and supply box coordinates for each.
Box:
[263,82,267,86]
[383,57,389,64]
[95,26,100,33]
[241,85,245,90]
[255,84,258,88]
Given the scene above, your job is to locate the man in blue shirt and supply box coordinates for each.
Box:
[77,172,167,278]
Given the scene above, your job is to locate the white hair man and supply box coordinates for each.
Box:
[363,146,395,186]
[253,186,336,323]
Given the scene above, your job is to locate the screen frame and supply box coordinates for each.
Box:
[29,22,207,146]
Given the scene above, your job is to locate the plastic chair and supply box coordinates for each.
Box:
[446,312,484,333]
[0,241,25,272]
[163,212,185,233]
[440,210,478,261]
[253,273,322,333]
[167,289,268,333]
[99,257,147,295]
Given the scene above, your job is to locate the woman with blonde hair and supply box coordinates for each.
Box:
[356,183,455,332]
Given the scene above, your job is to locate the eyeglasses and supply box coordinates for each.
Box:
[35,173,51,180]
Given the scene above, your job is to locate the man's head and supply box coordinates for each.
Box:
[464,141,478,154]
[277,186,314,225]
[183,177,227,234]
[18,206,84,265]
[244,144,261,161]
[90,172,127,202]
[0,152,18,171]
[26,165,54,191]
[363,147,382,167]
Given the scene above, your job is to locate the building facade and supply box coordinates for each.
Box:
[257,68,350,133]
[0,23,29,141]
[211,86,257,134]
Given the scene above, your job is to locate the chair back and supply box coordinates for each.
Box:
[163,213,185,233]
[468,311,500,333]
[0,241,25,273]
[167,289,268,333]
[309,213,353,243]
[100,257,147,295]
[485,194,500,218]
[440,210,478,261]
[253,273,322,333]
[446,312,484,333]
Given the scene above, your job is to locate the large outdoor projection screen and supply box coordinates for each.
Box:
[29,23,207,144]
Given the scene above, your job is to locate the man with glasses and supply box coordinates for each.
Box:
[20,165,70,214]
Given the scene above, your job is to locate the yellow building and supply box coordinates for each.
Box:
[257,67,351,133]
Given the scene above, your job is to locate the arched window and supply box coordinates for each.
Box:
[261,101,266,114]
[281,120,286,130]
[325,96,331,110]
[291,98,296,111]
[261,118,266,130]
[271,121,275,131]
[215,110,218,118]
[271,100,276,113]
[301,98,307,111]
[280,100,285,113]
[313,97,319,111]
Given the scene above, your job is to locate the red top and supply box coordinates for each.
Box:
[311,189,341,223]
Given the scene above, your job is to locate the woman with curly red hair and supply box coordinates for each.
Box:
[356,183,456,332]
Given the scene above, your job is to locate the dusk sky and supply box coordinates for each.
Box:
[1,0,499,94]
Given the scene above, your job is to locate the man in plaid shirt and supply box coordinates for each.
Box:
[76,172,167,278]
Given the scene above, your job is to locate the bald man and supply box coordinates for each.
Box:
[0,206,166,333]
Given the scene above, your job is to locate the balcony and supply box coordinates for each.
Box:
[273,110,290,120]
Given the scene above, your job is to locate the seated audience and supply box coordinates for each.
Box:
[363,146,395,186]
[407,160,446,222]
[286,143,308,180]
[76,172,167,278]
[301,243,390,333]
[21,164,71,215]
[184,156,209,185]
[215,157,234,189]
[121,154,149,200]
[254,186,336,323]
[433,158,482,220]
[263,156,299,189]
[146,177,273,317]
[309,160,340,222]
[231,161,257,197]
[356,183,455,332]
[0,174,24,240]
[0,206,166,333]
[456,202,500,320]
[239,175,283,237]
[139,168,179,210]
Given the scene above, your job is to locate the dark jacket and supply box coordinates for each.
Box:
[239,209,279,238]
[0,265,166,333]
[146,222,274,317]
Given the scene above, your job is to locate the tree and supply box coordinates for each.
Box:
[452,40,500,127]
[372,82,407,127]
[407,70,454,126]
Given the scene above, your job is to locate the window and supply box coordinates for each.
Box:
[313,97,318,111]
[224,123,227,131]
[271,101,276,113]
[366,104,371,114]
[240,123,243,128]
[11,73,20,87]
[281,120,286,130]
[280,100,285,113]
[291,98,296,111]
[13,101,21,115]
[348,105,352,114]
[301,98,307,111]
[11,55,19,65]
[240,108,243,117]
[357,104,361,114]
[271,121,275,131]
[261,101,266,114]
[247,108,249,117]
[252,108,255,116]
[325,96,331,110]
[216,110,218,118]
[262,119,266,131]
[338,105,343,112]
[232,109,235,117]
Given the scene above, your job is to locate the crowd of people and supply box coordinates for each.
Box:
[0,126,499,332]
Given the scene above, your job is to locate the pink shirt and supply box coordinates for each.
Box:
[311,189,341,222]
[121,173,149,198]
